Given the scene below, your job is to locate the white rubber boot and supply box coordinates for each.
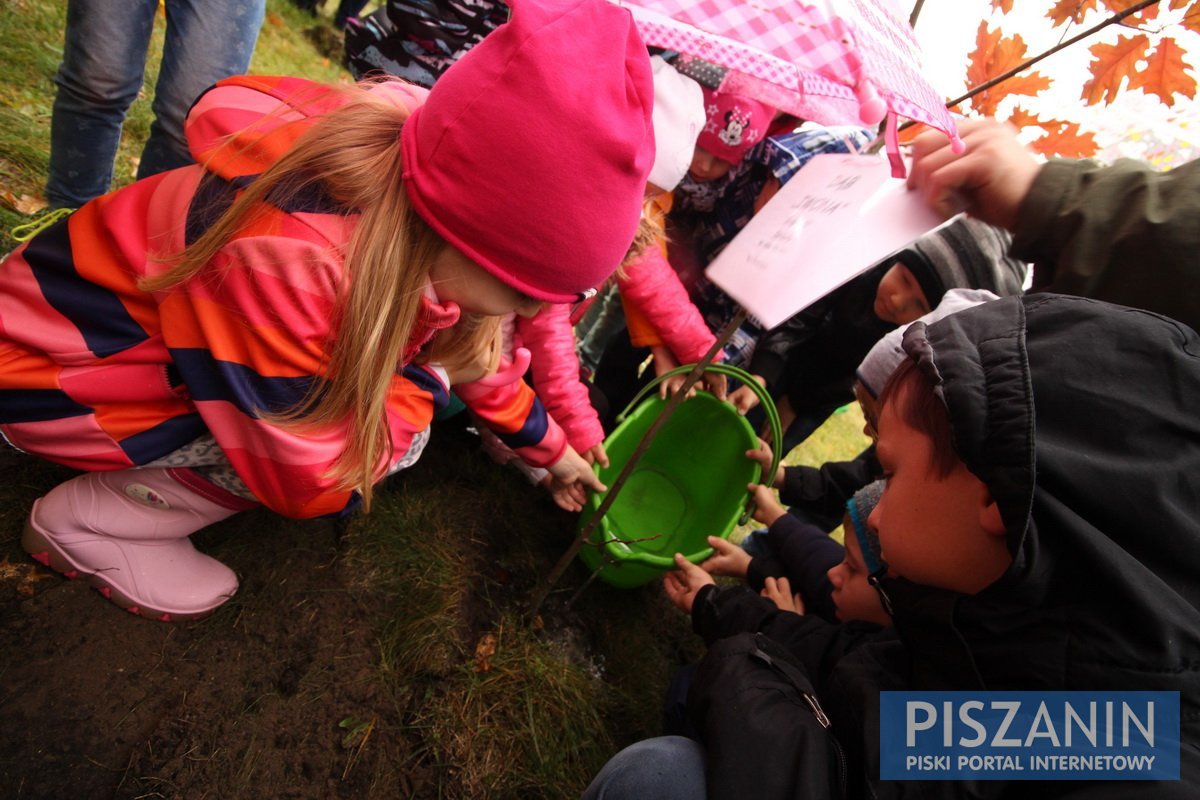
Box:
[22,469,243,621]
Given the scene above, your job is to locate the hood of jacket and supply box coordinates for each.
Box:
[186,74,429,183]
[880,294,1200,702]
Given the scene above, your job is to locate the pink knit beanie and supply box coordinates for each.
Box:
[696,86,775,165]
[401,0,655,304]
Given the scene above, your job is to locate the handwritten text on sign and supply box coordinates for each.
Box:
[706,153,946,330]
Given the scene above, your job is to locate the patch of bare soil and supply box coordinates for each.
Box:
[0,439,451,799]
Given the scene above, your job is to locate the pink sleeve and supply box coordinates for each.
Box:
[616,246,717,365]
[454,367,568,469]
[515,304,604,453]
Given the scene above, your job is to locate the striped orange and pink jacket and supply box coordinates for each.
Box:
[0,76,565,518]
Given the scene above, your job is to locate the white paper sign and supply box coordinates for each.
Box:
[705,152,947,330]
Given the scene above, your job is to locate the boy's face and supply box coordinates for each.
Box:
[687,146,735,183]
[853,381,880,441]
[827,526,891,626]
[868,384,1011,595]
[874,262,932,325]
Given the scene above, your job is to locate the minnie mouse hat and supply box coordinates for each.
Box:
[696,85,775,165]
[401,0,655,304]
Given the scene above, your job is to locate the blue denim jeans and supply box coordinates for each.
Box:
[46,0,265,208]
[581,736,706,800]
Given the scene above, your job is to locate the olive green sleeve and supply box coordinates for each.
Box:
[1012,157,1200,330]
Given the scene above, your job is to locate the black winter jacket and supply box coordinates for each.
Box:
[689,295,1200,799]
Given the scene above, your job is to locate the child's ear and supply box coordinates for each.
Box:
[979,491,1006,538]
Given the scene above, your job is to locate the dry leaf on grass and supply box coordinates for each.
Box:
[0,556,55,598]
[0,190,48,215]
[473,632,498,672]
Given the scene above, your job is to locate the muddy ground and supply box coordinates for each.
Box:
[0,420,666,799]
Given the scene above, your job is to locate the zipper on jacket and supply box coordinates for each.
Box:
[869,574,894,617]
[751,639,848,796]
[802,691,831,729]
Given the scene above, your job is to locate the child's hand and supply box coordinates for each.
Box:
[659,373,690,399]
[728,374,766,415]
[761,576,805,614]
[745,439,785,486]
[660,370,730,401]
[582,442,609,469]
[663,553,715,614]
[700,535,751,578]
[651,346,683,399]
[746,483,787,526]
[700,371,728,401]
[545,445,607,512]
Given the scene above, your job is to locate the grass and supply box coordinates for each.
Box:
[0,4,871,796]
[0,0,347,251]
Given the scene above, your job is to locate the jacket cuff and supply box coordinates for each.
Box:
[691,583,776,646]
[779,464,819,507]
[747,349,786,390]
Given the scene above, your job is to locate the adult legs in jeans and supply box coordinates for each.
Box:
[581,736,706,800]
[140,0,265,179]
[46,0,264,208]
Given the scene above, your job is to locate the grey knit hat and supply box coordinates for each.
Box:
[856,288,998,398]
[846,480,886,577]
[896,216,1027,308]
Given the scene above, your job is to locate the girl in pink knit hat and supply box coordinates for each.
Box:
[0,0,655,621]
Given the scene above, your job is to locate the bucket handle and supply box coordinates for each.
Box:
[616,363,784,522]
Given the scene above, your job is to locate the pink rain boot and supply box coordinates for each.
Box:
[22,468,249,621]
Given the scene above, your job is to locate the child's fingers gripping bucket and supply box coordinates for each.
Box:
[578,365,782,588]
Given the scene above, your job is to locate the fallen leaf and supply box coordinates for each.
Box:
[1,190,48,215]
[473,632,498,672]
[0,556,55,598]
[15,194,48,215]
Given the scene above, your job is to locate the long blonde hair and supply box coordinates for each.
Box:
[144,80,498,509]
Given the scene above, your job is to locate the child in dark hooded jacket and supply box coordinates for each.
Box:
[697,480,890,627]
[584,293,1200,800]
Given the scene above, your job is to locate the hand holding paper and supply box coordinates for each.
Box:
[706,152,948,330]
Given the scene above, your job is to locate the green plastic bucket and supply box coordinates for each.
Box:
[577,364,782,588]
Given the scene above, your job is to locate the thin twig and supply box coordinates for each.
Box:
[909,0,927,28]
[942,0,1161,112]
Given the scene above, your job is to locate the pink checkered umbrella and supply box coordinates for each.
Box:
[612,0,963,167]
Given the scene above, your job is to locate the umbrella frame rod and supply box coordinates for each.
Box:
[526,307,750,621]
